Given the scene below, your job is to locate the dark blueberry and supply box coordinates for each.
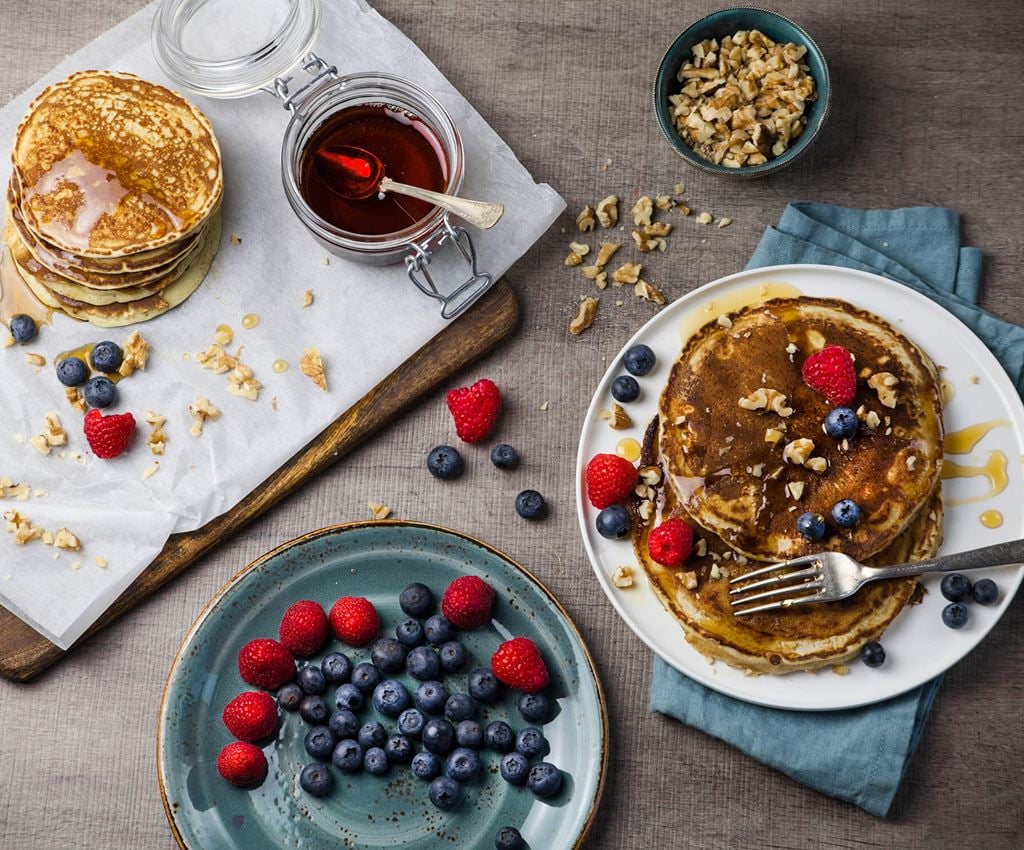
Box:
[942,602,969,629]
[518,692,550,724]
[831,499,861,528]
[424,614,454,645]
[796,511,826,542]
[422,718,456,755]
[9,315,37,344]
[332,738,363,773]
[428,776,463,811]
[824,407,859,440]
[299,762,334,797]
[515,727,547,757]
[297,665,326,695]
[400,582,435,618]
[90,341,124,374]
[860,641,886,668]
[55,357,88,387]
[444,692,476,722]
[427,445,464,480]
[350,662,382,693]
[358,721,388,750]
[445,747,482,782]
[277,683,303,712]
[328,709,360,739]
[370,638,407,674]
[972,578,998,606]
[490,443,520,470]
[611,375,640,403]
[484,720,516,753]
[415,681,450,715]
[500,752,529,785]
[335,683,365,712]
[398,708,426,738]
[596,505,631,539]
[372,679,411,718]
[299,695,330,725]
[495,826,525,850]
[439,641,468,674]
[83,376,117,409]
[406,645,441,680]
[467,667,500,704]
[363,746,389,775]
[304,725,336,760]
[940,573,972,603]
[624,344,656,377]
[395,618,425,648]
[527,762,562,798]
[515,489,547,520]
[321,652,352,685]
[455,720,483,749]
[385,734,413,764]
[412,751,442,780]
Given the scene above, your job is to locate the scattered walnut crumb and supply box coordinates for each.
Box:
[214,325,234,346]
[568,297,599,336]
[832,664,850,676]
[680,571,698,590]
[576,205,596,232]
[368,502,392,520]
[53,528,80,551]
[906,454,917,471]
[717,217,733,229]
[674,183,686,195]
[738,387,792,416]
[785,481,805,500]
[594,242,620,268]
[29,435,50,456]
[967,374,980,385]
[142,462,160,480]
[595,195,619,228]
[655,195,675,212]
[631,196,653,227]
[24,352,45,368]
[782,437,814,465]
[637,499,654,522]
[300,348,327,391]
[2,331,13,348]
[634,279,666,305]
[271,396,278,411]
[539,401,550,411]
[612,565,634,588]
[696,212,713,225]
[611,262,642,286]
[765,427,784,446]
[321,255,330,265]
[303,289,314,307]
[189,397,221,437]
[227,363,262,401]
[119,331,150,376]
[64,387,86,414]
[868,372,899,408]
[695,538,707,557]
[93,556,108,568]
[601,157,613,172]
[4,510,43,545]
[70,560,82,570]
[677,204,691,217]
[230,233,242,246]
[196,343,238,374]
[805,457,828,473]
[600,404,632,430]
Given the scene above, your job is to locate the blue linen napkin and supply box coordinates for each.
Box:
[651,201,1024,816]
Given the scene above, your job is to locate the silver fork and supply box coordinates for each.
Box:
[728,538,1024,616]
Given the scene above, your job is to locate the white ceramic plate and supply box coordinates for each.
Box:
[576,264,1024,711]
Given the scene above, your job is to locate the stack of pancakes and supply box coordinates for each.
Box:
[4,70,223,327]
[633,296,944,673]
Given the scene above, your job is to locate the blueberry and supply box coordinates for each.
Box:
[515,727,547,757]
[796,512,826,542]
[468,667,500,703]
[831,499,861,528]
[518,692,550,724]
[297,665,326,695]
[364,746,389,775]
[428,776,463,811]
[490,443,520,470]
[424,615,454,645]
[83,375,117,409]
[332,738,364,773]
[321,652,353,685]
[412,751,441,780]
[495,826,526,850]
[372,679,411,718]
[940,573,972,603]
[422,718,456,755]
[860,641,886,668]
[515,489,547,520]
[298,762,334,797]
[304,725,336,760]
[9,315,37,344]
[358,721,388,749]
[90,341,124,374]
[395,618,425,648]
[455,720,483,749]
[596,505,631,539]
[427,445,464,480]
[824,407,859,440]
[398,708,427,738]
[299,695,330,725]
[370,638,407,674]
[335,683,365,712]
[624,344,656,377]
[445,747,482,782]
[277,683,303,712]
[55,357,88,387]
[500,752,530,785]
[406,645,441,680]
[415,681,450,715]
[350,662,382,693]
[439,641,468,673]
[385,734,413,764]
[444,692,476,722]
[400,582,435,618]
[527,762,562,798]
[972,578,998,606]
[484,720,516,753]
[328,709,360,739]
[611,375,640,403]
[942,602,969,629]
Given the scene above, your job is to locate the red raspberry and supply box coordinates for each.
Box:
[491,637,550,693]
[237,638,295,690]
[801,344,857,406]
[278,600,329,657]
[222,691,279,742]
[216,741,268,788]
[648,518,694,567]
[446,378,501,443]
[83,409,135,459]
[329,596,379,647]
[585,453,637,509]
[442,576,496,628]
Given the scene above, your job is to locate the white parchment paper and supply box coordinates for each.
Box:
[0,0,564,648]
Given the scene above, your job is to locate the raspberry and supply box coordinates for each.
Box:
[82,409,135,459]
[222,691,279,742]
[278,600,329,657]
[216,741,268,788]
[801,344,857,406]
[446,379,501,443]
[441,576,496,628]
[329,596,379,647]
[585,453,637,509]
[648,518,693,567]
[491,637,549,693]
[237,638,295,690]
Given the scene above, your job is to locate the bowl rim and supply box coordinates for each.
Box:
[653,6,831,177]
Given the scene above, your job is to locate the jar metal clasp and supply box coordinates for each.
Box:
[262,53,338,112]
[406,215,492,319]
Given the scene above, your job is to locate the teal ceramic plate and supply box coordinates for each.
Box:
[158,521,607,849]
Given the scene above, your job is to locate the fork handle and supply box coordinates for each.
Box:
[865,537,1024,581]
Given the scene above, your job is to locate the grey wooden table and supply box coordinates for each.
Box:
[1,1,1022,847]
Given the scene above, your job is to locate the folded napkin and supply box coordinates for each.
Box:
[651,201,1024,816]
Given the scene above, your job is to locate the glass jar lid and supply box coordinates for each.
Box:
[151,0,322,99]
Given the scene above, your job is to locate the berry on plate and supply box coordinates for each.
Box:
[329,596,379,646]
[9,314,37,344]
[595,505,631,539]
[823,407,858,439]
[801,344,857,406]
[222,691,279,742]
[321,652,353,685]
[492,637,550,693]
[500,751,529,785]
[831,499,861,528]
[423,614,454,645]
[428,775,463,811]
[370,637,407,673]
[364,747,389,775]
[495,826,526,850]
[372,679,411,717]
[796,512,826,542]
[279,600,329,657]
[297,665,326,695]
[304,726,336,760]
[518,692,550,724]
[442,575,495,628]
[83,409,135,458]
[427,445,464,480]
[445,747,481,782]
[277,683,303,712]
[400,582,434,618]
[515,489,547,520]
[446,378,501,443]
[647,518,693,567]
[217,741,268,788]
[468,667,500,703]
[83,375,117,409]
[90,340,124,374]
[444,692,476,722]
[56,356,89,387]
[611,375,640,403]
[515,727,548,757]
[237,638,295,690]
[349,663,381,694]
[585,453,636,509]
[422,718,456,755]
[395,618,426,648]
[940,573,972,603]
[860,641,885,668]
[941,602,969,629]
[490,443,520,470]
[411,751,441,780]
[623,344,656,376]
[300,695,330,725]
[415,681,450,715]
[332,739,364,773]
[439,641,468,673]
[485,720,516,753]
[299,762,334,796]
[406,645,441,681]
[527,762,563,798]
[972,578,998,605]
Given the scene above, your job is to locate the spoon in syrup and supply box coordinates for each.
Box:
[313,145,504,230]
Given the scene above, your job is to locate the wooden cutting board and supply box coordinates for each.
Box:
[0,279,519,682]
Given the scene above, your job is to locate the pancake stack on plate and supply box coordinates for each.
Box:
[3,70,223,328]
[633,296,945,674]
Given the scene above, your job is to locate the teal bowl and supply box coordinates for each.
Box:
[653,7,831,178]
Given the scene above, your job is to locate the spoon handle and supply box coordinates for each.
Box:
[379,177,504,230]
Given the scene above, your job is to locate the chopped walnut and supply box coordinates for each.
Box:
[738,388,792,416]
[594,242,620,268]
[696,212,713,225]
[4,510,44,545]
[654,194,675,211]
[195,343,239,374]
[368,502,392,520]
[906,455,917,471]
[639,465,663,486]
[303,289,314,307]
[594,271,608,290]
[765,427,784,446]
[576,205,596,232]
[227,363,262,401]
[564,249,584,267]
[214,325,234,346]
[631,196,653,227]
[25,352,45,368]
[29,435,50,456]
[189,397,221,437]
[717,314,733,328]
[612,566,635,588]
[680,571,698,590]
[637,500,655,522]
[595,195,619,228]
[677,204,691,217]
[868,372,899,408]
[2,331,13,348]
[65,388,86,414]
[611,262,642,286]
[568,297,599,336]
[694,538,707,557]
[805,457,828,473]
[142,461,160,480]
[785,481,805,500]
[300,348,327,391]
[782,438,814,465]
[119,331,150,376]
[634,279,666,305]
[600,404,632,429]
[717,217,733,229]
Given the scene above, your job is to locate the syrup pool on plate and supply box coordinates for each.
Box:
[616,438,642,462]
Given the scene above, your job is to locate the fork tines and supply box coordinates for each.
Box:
[728,555,826,616]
